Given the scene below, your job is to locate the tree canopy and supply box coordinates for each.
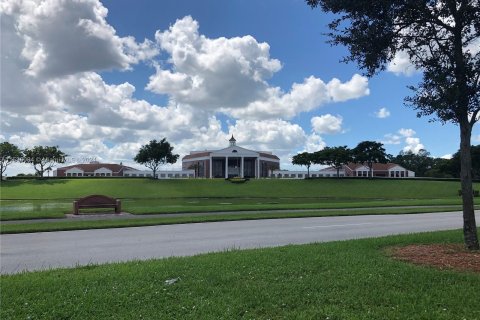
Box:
[392,149,434,177]
[0,142,23,177]
[307,0,480,249]
[134,138,179,178]
[292,152,315,177]
[314,146,352,177]
[352,141,388,177]
[23,146,67,177]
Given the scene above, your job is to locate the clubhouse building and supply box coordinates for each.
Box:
[182,136,280,178]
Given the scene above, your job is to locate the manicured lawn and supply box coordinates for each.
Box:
[0,178,471,221]
[0,207,466,234]
[1,230,478,319]
[0,178,468,200]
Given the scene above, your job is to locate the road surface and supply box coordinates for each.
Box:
[1,211,477,274]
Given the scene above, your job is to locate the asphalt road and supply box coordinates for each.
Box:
[1,211,477,274]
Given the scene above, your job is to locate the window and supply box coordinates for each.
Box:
[125,174,130,177]
[298,174,303,178]
[311,174,317,177]
[67,173,71,176]
[401,171,405,177]
[160,174,166,178]
[396,171,400,177]
[390,171,394,177]
[106,173,111,176]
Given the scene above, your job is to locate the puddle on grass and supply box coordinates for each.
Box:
[0,202,68,212]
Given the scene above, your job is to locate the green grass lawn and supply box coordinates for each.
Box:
[0,178,469,199]
[1,230,478,319]
[0,178,472,221]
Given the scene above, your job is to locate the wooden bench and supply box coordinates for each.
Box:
[73,195,121,215]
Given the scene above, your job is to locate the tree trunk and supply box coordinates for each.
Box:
[307,165,310,178]
[459,120,479,250]
[336,167,340,178]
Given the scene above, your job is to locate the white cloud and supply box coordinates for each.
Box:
[4,0,157,78]
[382,133,402,145]
[398,128,416,138]
[387,51,417,76]
[403,137,425,154]
[441,154,453,160]
[472,135,480,143]
[383,128,425,154]
[311,114,343,134]
[325,74,370,102]
[375,107,390,119]
[303,133,326,153]
[147,16,369,120]
[147,16,281,110]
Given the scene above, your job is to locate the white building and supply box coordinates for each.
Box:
[182,136,280,178]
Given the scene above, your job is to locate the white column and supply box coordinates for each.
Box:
[240,157,244,178]
[209,157,212,178]
[225,157,229,178]
[256,158,260,178]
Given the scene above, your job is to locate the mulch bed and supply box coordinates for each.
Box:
[389,244,480,273]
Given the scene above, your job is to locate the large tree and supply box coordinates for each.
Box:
[352,141,388,177]
[0,142,23,178]
[307,0,480,250]
[292,152,315,178]
[134,138,179,178]
[23,146,67,177]
[314,146,352,178]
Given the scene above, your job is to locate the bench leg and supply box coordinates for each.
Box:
[115,200,121,213]
[73,201,79,215]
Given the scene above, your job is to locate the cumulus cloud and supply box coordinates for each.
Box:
[387,51,418,76]
[147,16,369,120]
[441,154,453,160]
[2,0,157,79]
[375,107,391,118]
[311,114,343,134]
[383,128,425,154]
[147,16,281,109]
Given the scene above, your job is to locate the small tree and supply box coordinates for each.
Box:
[134,138,179,178]
[292,152,314,178]
[23,146,67,178]
[314,146,352,178]
[352,141,388,178]
[0,142,23,178]
[188,162,200,178]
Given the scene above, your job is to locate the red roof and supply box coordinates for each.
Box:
[259,152,280,160]
[56,163,138,173]
[345,162,403,171]
[182,152,211,160]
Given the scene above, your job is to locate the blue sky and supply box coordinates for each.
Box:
[1,0,476,175]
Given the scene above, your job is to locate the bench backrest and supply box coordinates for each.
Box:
[77,195,117,206]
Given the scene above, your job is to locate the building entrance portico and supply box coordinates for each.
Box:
[182,136,280,179]
[211,157,258,178]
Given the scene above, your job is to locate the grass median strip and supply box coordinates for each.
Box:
[1,230,478,319]
[1,206,464,234]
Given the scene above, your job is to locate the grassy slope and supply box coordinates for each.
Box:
[1,230,479,319]
[0,178,467,200]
